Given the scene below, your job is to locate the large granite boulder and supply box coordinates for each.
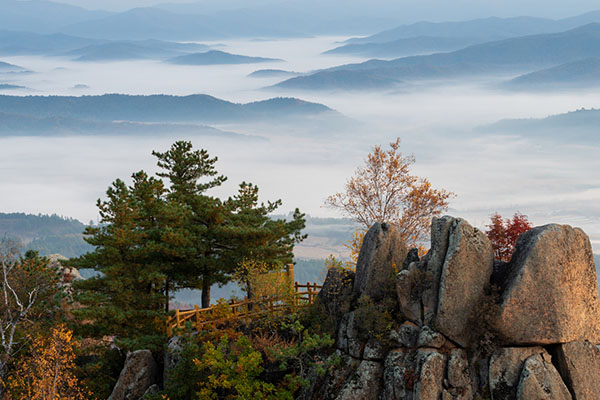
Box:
[552,340,600,400]
[516,353,572,400]
[433,218,494,346]
[108,350,158,400]
[337,311,364,359]
[382,349,416,400]
[414,350,446,400]
[396,262,424,323]
[422,217,455,324]
[389,321,420,348]
[337,360,383,400]
[318,265,355,326]
[354,223,408,302]
[417,326,445,349]
[443,349,473,400]
[495,224,600,345]
[489,346,546,400]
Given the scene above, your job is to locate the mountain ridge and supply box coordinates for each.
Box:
[278,23,600,90]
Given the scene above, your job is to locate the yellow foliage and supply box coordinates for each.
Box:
[326,137,454,248]
[234,259,294,304]
[5,325,88,400]
[343,229,366,270]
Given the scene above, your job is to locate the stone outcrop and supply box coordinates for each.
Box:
[336,360,383,400]
[433,218,494,346]
[495,224,600,344]
[417,326,445,349]
[489,346,546,400]
[305,216,600,400]
[422,216,454,324]
[318,265,355,327]
[389,321,419,348]
[108,350,158,400]
[516,353,572,400]
[552,340,600,400]
[396,263,424,323]
[381,349,415,400]
[414,350,445,400]
[354,222,407,302]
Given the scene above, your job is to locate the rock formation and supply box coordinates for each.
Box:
[108,350,158,400]
[304,216,600,400]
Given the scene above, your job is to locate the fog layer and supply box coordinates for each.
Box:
[0,36,598,251]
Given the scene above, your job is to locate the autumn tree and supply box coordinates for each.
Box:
[326,138,453,250]
[485,212,533,262]
[5,325,88,400]
[0,242,61,397]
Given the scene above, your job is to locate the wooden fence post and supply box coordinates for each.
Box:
[175,309,181,330]
[195,304,200,330]
[286,263,294,285]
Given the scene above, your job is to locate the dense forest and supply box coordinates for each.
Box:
[0,213,92,258]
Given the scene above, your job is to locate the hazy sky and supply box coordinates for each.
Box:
[53,0,600,20]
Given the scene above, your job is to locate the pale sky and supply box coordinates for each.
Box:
[51,0,600,20]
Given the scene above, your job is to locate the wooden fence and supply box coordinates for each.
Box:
[166,281,322,336]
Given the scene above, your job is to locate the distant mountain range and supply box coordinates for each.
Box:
[0,94,335,127]
[167,50,280,65]
[0,30,97,55]
[327,12,600,59]
[0,84,25,90]
[346,12,600,44]
[0,30,213,62]
[7,0,600,42]
[325,36,480,58]
[0,0,399,40]
[278,24,600,90]
[248,69,300,78]
[0,61,25,72]
[480,108,600,141]
[274,70,403,91]
[0,0,112,34]
[504,58,600,90]
[65,40,209,62]
[0,111,258,139]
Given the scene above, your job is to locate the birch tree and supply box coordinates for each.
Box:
[0,241,58,395]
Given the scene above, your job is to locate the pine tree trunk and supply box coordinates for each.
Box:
[201,281,211,308]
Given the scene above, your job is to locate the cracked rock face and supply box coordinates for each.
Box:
[433,218,494,347]
[516,353,572,400]
[414,350,446,400]
[318,265,355,327]
[337,360,383,400]
[354,222,408,302]
[108,350,158,400]
[489,346,546,400]
[495,224,600,345]
[552,340,600,400]
[308,217,600,400]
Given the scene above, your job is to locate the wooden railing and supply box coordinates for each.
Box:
[166,281,322,336]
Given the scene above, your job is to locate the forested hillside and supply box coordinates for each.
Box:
[0,213,92,257]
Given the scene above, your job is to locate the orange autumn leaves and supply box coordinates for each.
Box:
[328,138,454,261]
[5,325,88,400]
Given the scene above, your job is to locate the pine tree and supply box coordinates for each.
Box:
[70,172,169,351]
[153,142,306,308]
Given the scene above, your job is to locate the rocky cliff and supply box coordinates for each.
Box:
[303,217,600,400]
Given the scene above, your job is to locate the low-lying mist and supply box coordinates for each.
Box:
[0,36,598,252]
